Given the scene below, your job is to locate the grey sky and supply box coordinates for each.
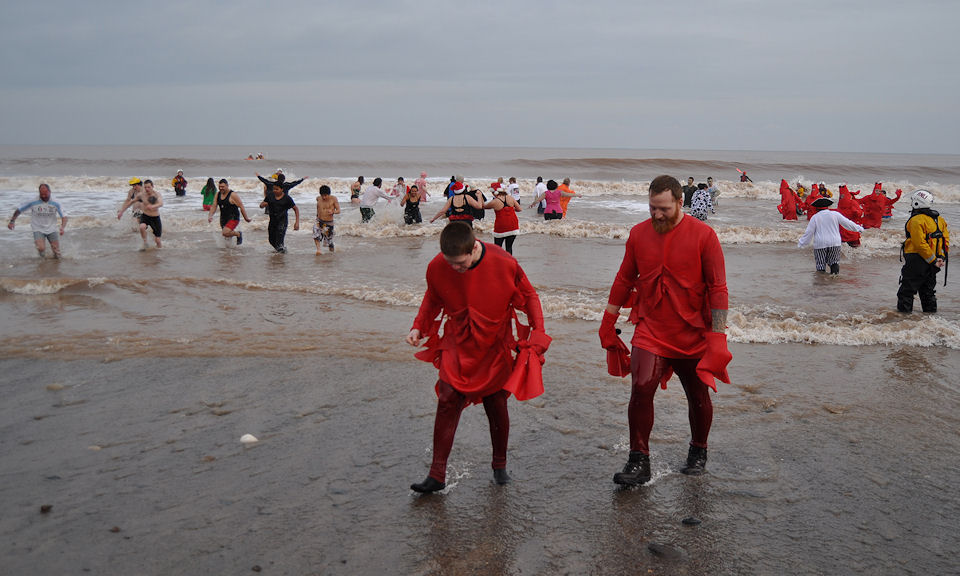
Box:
[2,0,957,153]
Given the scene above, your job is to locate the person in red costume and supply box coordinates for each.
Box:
[860,182,901,229]
[406,222,551,493]
[836,184,864,247]
[802,183,825,220]
[777,179,801,220]
[600,175,731,487]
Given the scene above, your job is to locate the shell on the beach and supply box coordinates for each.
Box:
[240,434,259,444]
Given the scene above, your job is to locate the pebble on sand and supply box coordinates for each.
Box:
[240,434,259,444]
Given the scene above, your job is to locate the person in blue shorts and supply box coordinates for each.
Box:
[8,183,68,258]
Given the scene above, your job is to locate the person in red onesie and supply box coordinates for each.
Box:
[600,175,731,486]
[406,222,550,493]
[860,183,902,229]
[777,179,800,220]
[836,184,864,247]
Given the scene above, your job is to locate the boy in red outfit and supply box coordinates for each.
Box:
[406,222,550,493]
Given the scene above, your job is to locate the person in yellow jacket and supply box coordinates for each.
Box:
[897,189,949,313]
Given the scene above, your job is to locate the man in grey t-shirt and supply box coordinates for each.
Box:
[8,183,68,258]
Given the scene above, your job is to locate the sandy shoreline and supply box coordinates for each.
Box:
[2,342,957,575]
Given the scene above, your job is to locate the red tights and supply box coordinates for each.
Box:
[429,380,510,483]
[628,347,713,455]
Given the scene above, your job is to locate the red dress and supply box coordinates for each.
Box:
[493,204,519,237]
[412,243,545,402]
[608,216,728,359]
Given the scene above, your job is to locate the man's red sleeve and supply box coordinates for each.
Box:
[608,234,637,307]
[703,232,729,313]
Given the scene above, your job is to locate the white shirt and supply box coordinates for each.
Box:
[360,185,391,208]
[798,210,863,250]
[18,198,64,234]
[507,183,520,201]
[535,181,547,206]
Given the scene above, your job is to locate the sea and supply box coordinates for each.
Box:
[1,145,957,575]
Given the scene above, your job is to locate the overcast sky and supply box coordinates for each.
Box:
[1,0,957,153]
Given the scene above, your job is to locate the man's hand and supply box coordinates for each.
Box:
[406,329,423,347]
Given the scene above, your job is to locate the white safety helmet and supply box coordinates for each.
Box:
[911,189,933,210]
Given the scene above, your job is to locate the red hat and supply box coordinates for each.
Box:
[451,182,464,192]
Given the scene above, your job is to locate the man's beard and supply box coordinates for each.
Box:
[651,211,682,234]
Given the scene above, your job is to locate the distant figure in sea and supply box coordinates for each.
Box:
[200,177,217,212]
[689,182,713,222]
[260,182,300,253]
[414,172,429,202]
[172,170,187,197]
[401,184,423,225]
[777,179,800,221]
[350,176,364,204]
[431,178,483,226]
[405,222,550,493]
[600,175,731,486]
[313,185,340,254]
[534,176,547,214]
[360,177,393,223]
[392,177,408,198]
[682,176,697,208]
[118,179,164,249]
[207,179,252,245]
[836,184,863,247]
[484,185,522,254]
[707,176,719,206]
[897,189,949,314]
[739,170,752,183]
[506,177,520,202]
[120,178,145,228]
[558,178,578,218]
[797,197,863,275]
[529,179,573,221]
[860,183,901,229]
[8,183,68,259]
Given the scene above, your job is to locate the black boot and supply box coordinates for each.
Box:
[829,262,839,275]
[681,445,708,476]
[410,476,445,493]
[613,452,650,486]
[493,468,511,485]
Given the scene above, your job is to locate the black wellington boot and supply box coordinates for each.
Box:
[681,445,708,476]
[829,262,839,275]
[411,476,445,493]
[613,452,651,486]
[493,469,512,485]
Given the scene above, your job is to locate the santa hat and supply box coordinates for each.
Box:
[451,182,464,192]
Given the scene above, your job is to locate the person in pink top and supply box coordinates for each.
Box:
[529,179,574,221]
[414,172,429,202]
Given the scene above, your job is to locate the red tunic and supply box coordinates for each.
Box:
[837,185,863,243]
[778,179,799,220]
[607,215,728,359]
[412,243,545,403]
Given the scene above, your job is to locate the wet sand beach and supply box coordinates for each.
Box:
[2,341,957,575]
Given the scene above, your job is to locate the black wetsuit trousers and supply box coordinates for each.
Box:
[897,253,939,313]
[268,216,288,251]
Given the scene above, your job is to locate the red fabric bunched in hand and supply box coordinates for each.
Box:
[696,332,732,392]
[503,330,551,401]
[599,310,631,377]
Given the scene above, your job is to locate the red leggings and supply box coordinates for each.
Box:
[429,380,510,483]
[628,347,713,455]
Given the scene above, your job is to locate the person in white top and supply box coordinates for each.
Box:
[534,176,548,214]
[506,177,520,202]
[797,197,864,274]
[8,183,68,258]
[359,177,393,223]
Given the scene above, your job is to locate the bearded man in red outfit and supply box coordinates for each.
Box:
[600,175,732,486]
[406,222,550,493]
